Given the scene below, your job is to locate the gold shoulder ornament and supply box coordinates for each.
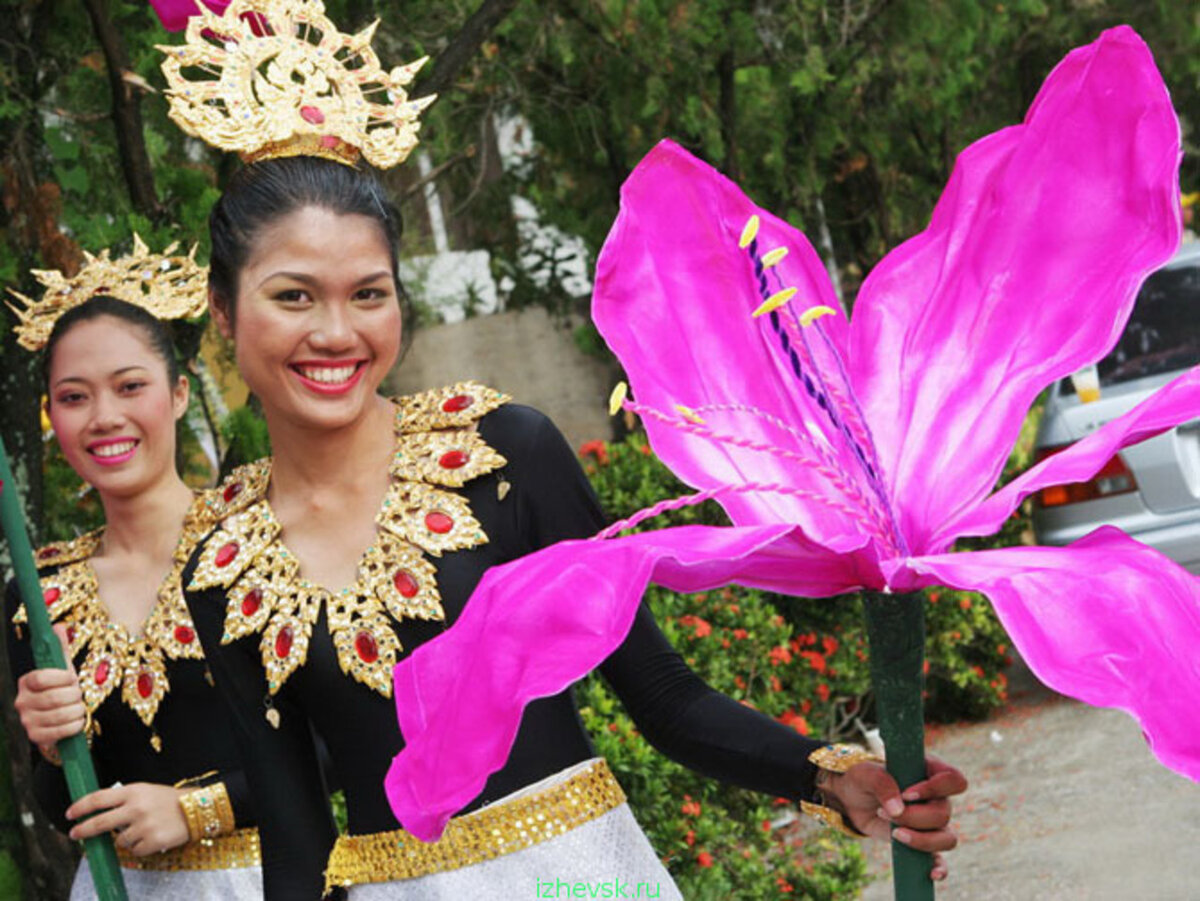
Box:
[157,0,435,169]
[13,495,221,751]
[190,382,510,698]
[7,234,207,352]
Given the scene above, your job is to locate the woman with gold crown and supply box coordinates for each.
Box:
[5,246,264,899]
[154,1,965,897]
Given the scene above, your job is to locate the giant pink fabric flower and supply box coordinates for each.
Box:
[387,26,1200,841]
[149,0,230,31]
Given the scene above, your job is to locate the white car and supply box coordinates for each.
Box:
[1031,241,1200,573]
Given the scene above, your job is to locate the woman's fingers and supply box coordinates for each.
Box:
[901,755,969,802]
[931,852,949,881]
[891,824,958,854]
[66,786,126,823]
[68,805,132,842]
[886,798,952,831]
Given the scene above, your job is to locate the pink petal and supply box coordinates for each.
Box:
[848,26,1181,555]
[386,524,876,841]
[938,366,1200,544]
[593,141,886,549]
[148,0,230,31]
[902,529,1200,783]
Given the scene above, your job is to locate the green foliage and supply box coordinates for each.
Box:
[220,404,272,474]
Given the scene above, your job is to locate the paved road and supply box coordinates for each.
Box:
[861,662,1200,901]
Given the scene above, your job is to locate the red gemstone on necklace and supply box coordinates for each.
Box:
[354,631,379,663]
[136,671,154,698]
[43,587,60,606]
[94,660,110,685]
[300,105,325,124]
[38,546,58,560]
[439,450,469,469]
[275,626,294,658]
[223,481,244,503]
[442,394,473,413]
[393,570,419,598]
[242,588,263,617]
[174,625,195,644]
[215,541,239,567]
[425,512,454,534]
[66,626,77,644]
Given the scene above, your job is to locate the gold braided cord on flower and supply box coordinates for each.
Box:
[157,0,435,169]
[7,235,208,351]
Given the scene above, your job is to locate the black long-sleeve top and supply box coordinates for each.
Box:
[5,576,256,834]
[183,403,824,899]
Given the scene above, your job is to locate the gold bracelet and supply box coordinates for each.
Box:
[178,782,235,842]
[799,743,883,838]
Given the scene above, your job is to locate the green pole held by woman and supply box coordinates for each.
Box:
[0,437,128,901]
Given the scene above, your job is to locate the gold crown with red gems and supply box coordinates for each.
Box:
[157,0,435,169]
[7,235,208,351]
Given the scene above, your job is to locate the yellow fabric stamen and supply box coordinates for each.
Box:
[752,287,797,318]
[674,404,705,425]
[799,305,838,327]
[762,247,788,268]
[608,382,629,416]
[739,215,761,248]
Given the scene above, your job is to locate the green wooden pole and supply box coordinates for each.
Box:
[864,590,932,901]
[0,436,128,901]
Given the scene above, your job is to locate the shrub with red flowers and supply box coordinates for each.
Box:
[575,430,1029,896]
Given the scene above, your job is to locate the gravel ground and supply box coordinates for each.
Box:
[860,662,1200,901]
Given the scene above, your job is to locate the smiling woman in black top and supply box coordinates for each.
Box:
[6,292,261,900]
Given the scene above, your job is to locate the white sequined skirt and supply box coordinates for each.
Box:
[70,858,263,901]
[347,760,681,900]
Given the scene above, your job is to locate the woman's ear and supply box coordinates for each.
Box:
[172,374,190,421]
[210,287,234,340]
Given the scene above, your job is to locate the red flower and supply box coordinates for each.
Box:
[733,628,748,640]
[697,851,714,868]
[800,651,827,673]
[816,682,830,702]
[680,797,702,817]
[578,440,610,465]
[777,709,810,735]
[678,614,712,639]
[684,829,695,846]
[768,645,793,666]
[960,597,973,610]
[822,635,839,656]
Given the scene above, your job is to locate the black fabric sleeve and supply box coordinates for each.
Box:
[5,579,76,833]
[505,410,824,803]
[181,563,336,900]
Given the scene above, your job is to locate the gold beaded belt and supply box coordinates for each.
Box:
[117,828,261,872]
[325,759,626,891]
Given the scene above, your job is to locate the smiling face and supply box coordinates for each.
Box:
[47,316,188,499]
[213,205,402,434]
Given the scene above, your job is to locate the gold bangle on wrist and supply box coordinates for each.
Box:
[799,743,883,838]
[178,782,235,842]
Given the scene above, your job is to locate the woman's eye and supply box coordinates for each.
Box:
[56,392,84,405]
[353,288,388,302]
[274,289,310,304]
[119,381,147,394]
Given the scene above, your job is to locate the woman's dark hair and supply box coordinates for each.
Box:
[208,156,404,319]
[43,296,181,391]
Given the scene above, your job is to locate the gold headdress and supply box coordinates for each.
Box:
[7,235,208,351]
[157,0,435,169]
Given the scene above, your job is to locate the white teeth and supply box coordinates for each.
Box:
[298,364,357,384]
[93,441,135,458]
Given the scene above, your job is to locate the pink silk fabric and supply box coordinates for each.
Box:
[379,26,1196,840]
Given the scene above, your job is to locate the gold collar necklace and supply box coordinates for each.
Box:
[15,496,217,750]
[189,383,509,707]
